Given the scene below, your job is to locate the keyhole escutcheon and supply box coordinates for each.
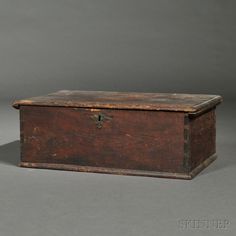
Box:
[91,113,112,129]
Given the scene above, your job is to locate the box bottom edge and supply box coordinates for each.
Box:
[19,154,217,180]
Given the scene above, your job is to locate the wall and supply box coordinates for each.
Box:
[0,0,235,101]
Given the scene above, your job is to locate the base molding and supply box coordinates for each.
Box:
[189,154,217,178]
[20,154,217,180]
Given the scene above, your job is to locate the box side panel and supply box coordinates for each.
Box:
[189,109,216,170]
[20,106,185,173]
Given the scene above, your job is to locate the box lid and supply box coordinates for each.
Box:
[13,90,222,114]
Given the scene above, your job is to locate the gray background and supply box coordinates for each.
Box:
[0,0,236,101]
[0,1,235,236]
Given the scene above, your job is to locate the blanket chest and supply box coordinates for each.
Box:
[13,90,222,179]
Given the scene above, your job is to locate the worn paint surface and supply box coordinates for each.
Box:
[13,90,223,113]
[14,91,222,179]
[190,109,216,170]
[20,106,186,173]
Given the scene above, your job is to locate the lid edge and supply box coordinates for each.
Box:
[12,93,223,112]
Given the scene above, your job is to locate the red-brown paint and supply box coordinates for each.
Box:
[13,90,222,179]
[190,109,216,170]
[20,106,185,173]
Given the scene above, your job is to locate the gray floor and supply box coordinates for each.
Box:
[0,101,235,236]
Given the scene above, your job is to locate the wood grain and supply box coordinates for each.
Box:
[13,90,222,113]
[190,109,216,170]
[20,106,186,173]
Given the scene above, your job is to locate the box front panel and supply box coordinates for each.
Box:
[20,106,185,173]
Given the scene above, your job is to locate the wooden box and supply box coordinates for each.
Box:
[13,90,222,179]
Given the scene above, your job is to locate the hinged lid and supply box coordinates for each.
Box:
[13,90,222,114]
